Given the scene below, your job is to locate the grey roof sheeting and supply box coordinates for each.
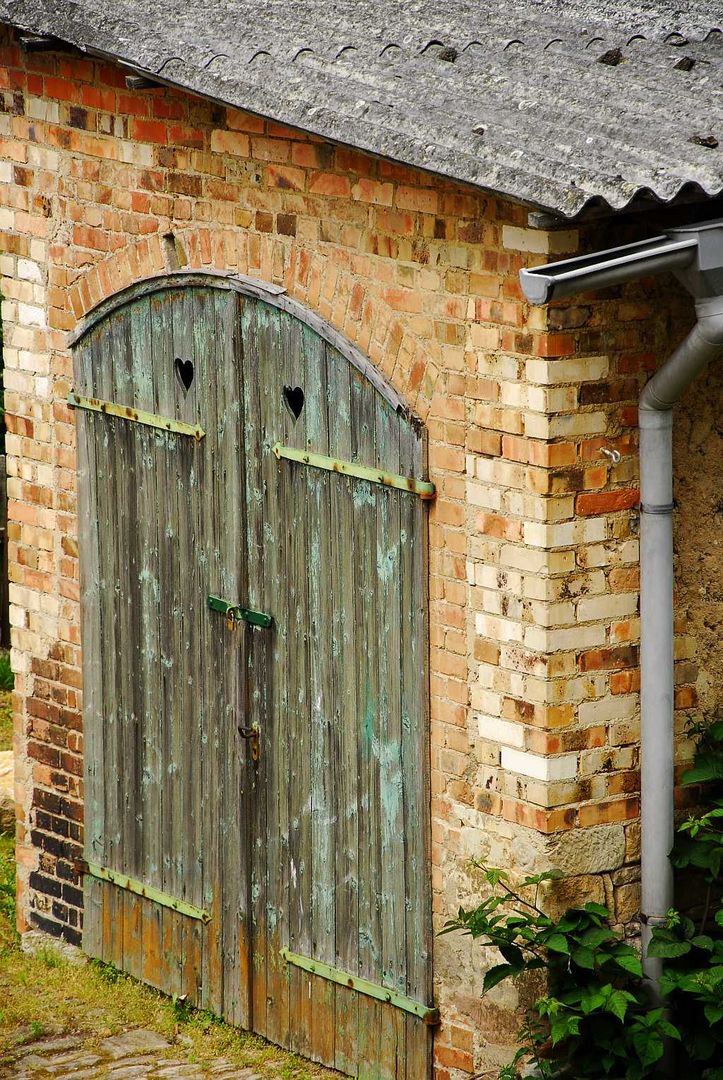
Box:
[2,0,723,217]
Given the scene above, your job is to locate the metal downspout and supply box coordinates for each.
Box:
[519,218,723,1002]
[639,304,723,992]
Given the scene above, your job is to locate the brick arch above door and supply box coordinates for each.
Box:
[65,228,444,423]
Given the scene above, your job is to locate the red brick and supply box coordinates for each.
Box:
[309,171,351,198]
[576,488,639,515]
[129,118,167,144]
[44,77,76,102]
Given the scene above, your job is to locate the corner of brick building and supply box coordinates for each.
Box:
[434,215,719,1076]
[2,22,722,1080]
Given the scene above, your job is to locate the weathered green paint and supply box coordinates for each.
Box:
[74,281,433,1080]
[86,862,211,922]
[207,594,272,628]
[272,441,436,499]
[280,949,440,1025]
[68,389,205,440]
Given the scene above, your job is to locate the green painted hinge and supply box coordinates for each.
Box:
[84,861,211,923]
[280,948,439,1025]
[272,443,435,500]
[68,390,205,442]
[207,594,273,629]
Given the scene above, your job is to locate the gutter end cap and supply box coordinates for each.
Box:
[519,268,553,305]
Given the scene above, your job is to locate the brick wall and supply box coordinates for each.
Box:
[0,24,720,1078]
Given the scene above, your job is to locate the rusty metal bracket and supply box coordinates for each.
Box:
[68,390,205,441]
[280,948,440,1025]
[272,443,436,500]
[238,722,261,764]
[84,861,211,923]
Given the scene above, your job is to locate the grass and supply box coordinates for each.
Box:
[0,689,12,753]
[0,651,13,693]
[0,833,330,1078]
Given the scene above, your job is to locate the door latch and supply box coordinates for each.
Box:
[208,594,272,630]
[238,722,260,764]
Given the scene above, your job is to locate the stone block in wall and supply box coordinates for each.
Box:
[540,873,607,920]
[547,823,626,876]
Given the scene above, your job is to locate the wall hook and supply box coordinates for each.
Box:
[601,447,621,465]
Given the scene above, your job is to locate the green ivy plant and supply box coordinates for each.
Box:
[444,868,677,1079]
[647,719,723,1078]
[446,719,723,1079]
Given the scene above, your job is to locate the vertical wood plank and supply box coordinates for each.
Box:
[303,327,335,1066]
[211,288,246,1027]
[350,367,382,1080]
[92,318,124,973]
[169,288,203,1008]
[241,299,289,1046]
[243,298,269,1039]
[130,295,163,993]
[75,335,104,961]
[195,288,225,1017]
[325,347,359,1078]
[399,421,434,1080]
[281,313,314,1060]
[374,401,406,1080]
[112,309,144,983]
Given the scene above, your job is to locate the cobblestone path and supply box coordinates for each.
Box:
[1,1029,276,1079]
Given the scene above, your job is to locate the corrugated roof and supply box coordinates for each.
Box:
[3,0,723,217]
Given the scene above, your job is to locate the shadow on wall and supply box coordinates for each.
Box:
[674,358,723,726]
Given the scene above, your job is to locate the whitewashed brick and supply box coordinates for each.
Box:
[476,352,520,381]
[527,385,578,412]
[525,355,609,385]
[579,540,640,568]
[476,612,524,643]
[467,480,502,510]
[501,747,578,781]
[504,490,575,522]
[579,695,638,724]
[17,302,46,328]
[524,411,608,439]
[526,600,576,628]
[477,714,525,748]
[524,518,608,549]
[577,593,638,623]
[524,624,606,652]
[17,259,43,283]
[502,226,578,254]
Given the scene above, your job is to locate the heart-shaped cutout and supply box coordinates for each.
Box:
[283,385,305,421]
[175,356,194,393]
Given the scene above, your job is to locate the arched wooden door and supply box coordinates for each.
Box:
[72,274,435,1078]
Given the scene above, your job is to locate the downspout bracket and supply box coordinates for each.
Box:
[639,502,676,515]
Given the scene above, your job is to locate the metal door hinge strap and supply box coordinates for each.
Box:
[280,948,440,1025]
[68,390,205,442]
[207,594,273,629]
[272,443,435,500]
[85,862,211,923]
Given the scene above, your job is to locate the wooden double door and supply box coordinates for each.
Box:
[73,275,435,1078]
